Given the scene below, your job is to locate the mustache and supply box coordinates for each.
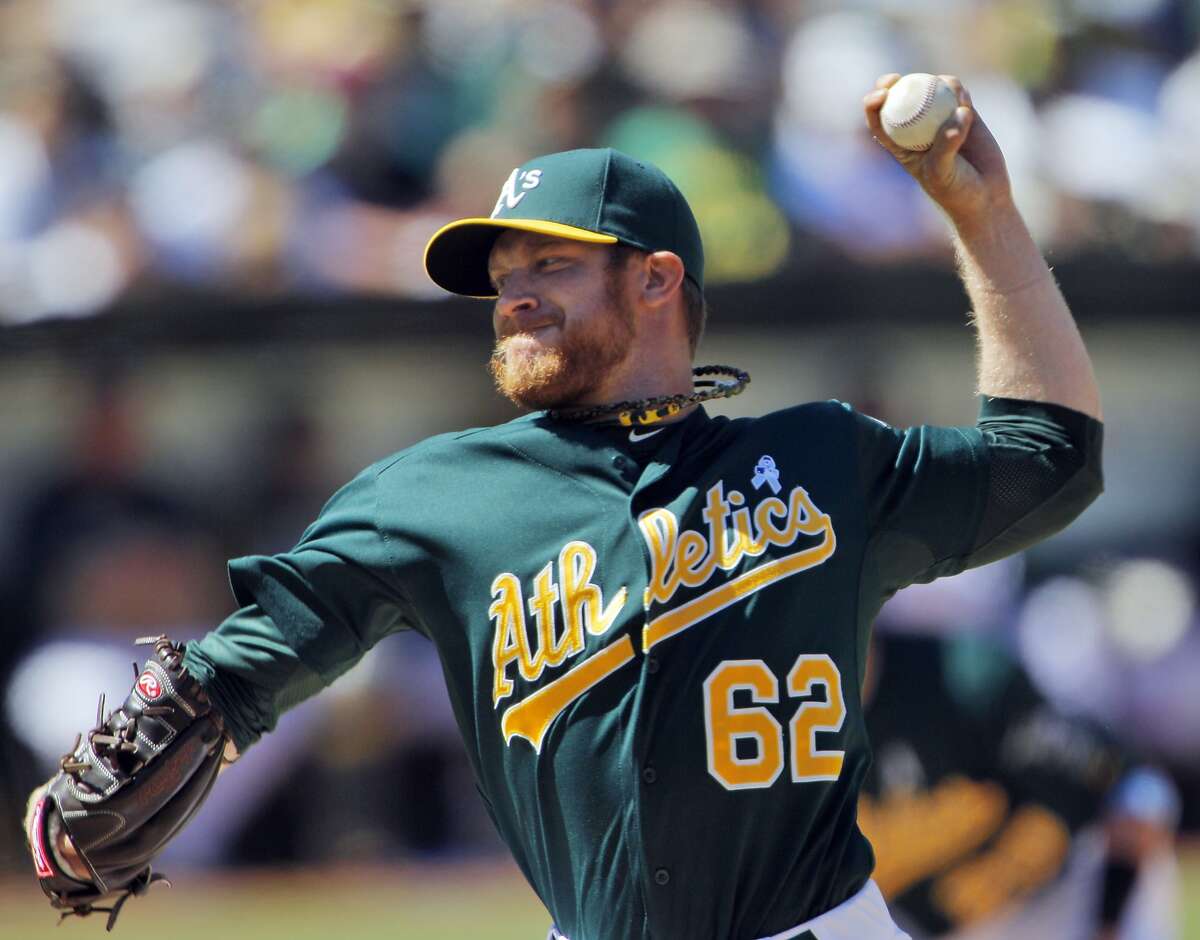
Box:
[494,311,563,341]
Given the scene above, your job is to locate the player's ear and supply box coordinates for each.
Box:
[638,251,686,310]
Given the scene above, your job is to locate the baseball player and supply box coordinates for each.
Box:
[861,629,1180,940]
[26,74,1104,940]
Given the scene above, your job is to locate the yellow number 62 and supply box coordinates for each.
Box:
[702,654,846,791]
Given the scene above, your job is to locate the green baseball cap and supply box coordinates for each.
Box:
[423,148,704,298]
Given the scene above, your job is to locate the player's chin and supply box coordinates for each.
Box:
[489,344,580,410]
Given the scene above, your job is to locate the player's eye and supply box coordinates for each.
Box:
[537,256,567,271]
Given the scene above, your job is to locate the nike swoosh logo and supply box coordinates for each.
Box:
[629,428,664,442]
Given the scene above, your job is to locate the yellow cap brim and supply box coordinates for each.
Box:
[423,217,618,298]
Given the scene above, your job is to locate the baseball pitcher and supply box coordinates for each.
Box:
[24,74,1103,939]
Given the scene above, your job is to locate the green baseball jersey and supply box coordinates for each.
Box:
[184,396,1102,940]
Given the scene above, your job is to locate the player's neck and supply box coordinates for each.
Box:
[581,357,694,409]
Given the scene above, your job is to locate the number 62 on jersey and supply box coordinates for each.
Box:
[703,654,846,790]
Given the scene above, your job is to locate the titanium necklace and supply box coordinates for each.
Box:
[546,365,750,427]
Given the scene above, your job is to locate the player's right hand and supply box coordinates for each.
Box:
[863,73,1013,227]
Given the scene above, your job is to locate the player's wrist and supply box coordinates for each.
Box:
[951,199,1047,289]
[943,187,1019,240]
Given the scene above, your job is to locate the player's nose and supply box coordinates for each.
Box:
[494,277,541,330]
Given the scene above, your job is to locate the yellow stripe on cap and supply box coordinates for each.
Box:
[423,217,619,299]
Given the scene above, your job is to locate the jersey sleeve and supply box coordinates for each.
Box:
[183,466,418,752]
[855,396,1103,595]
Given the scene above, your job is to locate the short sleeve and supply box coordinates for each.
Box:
[855,396,1103,594]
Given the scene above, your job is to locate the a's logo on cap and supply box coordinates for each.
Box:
[491,168,543,217]
[136,670,163,700]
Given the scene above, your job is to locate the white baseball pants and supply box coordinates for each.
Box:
[547,879,912,940]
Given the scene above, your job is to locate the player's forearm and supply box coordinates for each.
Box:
[954,201,1102,420]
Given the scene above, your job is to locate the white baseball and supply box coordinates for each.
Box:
[879,73,960,152]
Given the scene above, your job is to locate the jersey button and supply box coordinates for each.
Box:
[642,766,657,784]
[654,868,670,886]
[645,656,660,674]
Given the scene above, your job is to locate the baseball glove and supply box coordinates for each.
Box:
[25,635,228,930]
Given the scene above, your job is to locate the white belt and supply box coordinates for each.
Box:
[547,879,911,940]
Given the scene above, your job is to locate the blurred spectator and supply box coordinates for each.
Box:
[228,403,339,555]
[863,610,1181,938]
[1016,558,1200,768]
[0,364,223,659]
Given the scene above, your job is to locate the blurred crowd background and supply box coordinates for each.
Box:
[1,0,1199,935]
[0,0,1199,321]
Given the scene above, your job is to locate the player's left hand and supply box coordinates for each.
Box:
[25,636,229,930]
[863,73,1013,227]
